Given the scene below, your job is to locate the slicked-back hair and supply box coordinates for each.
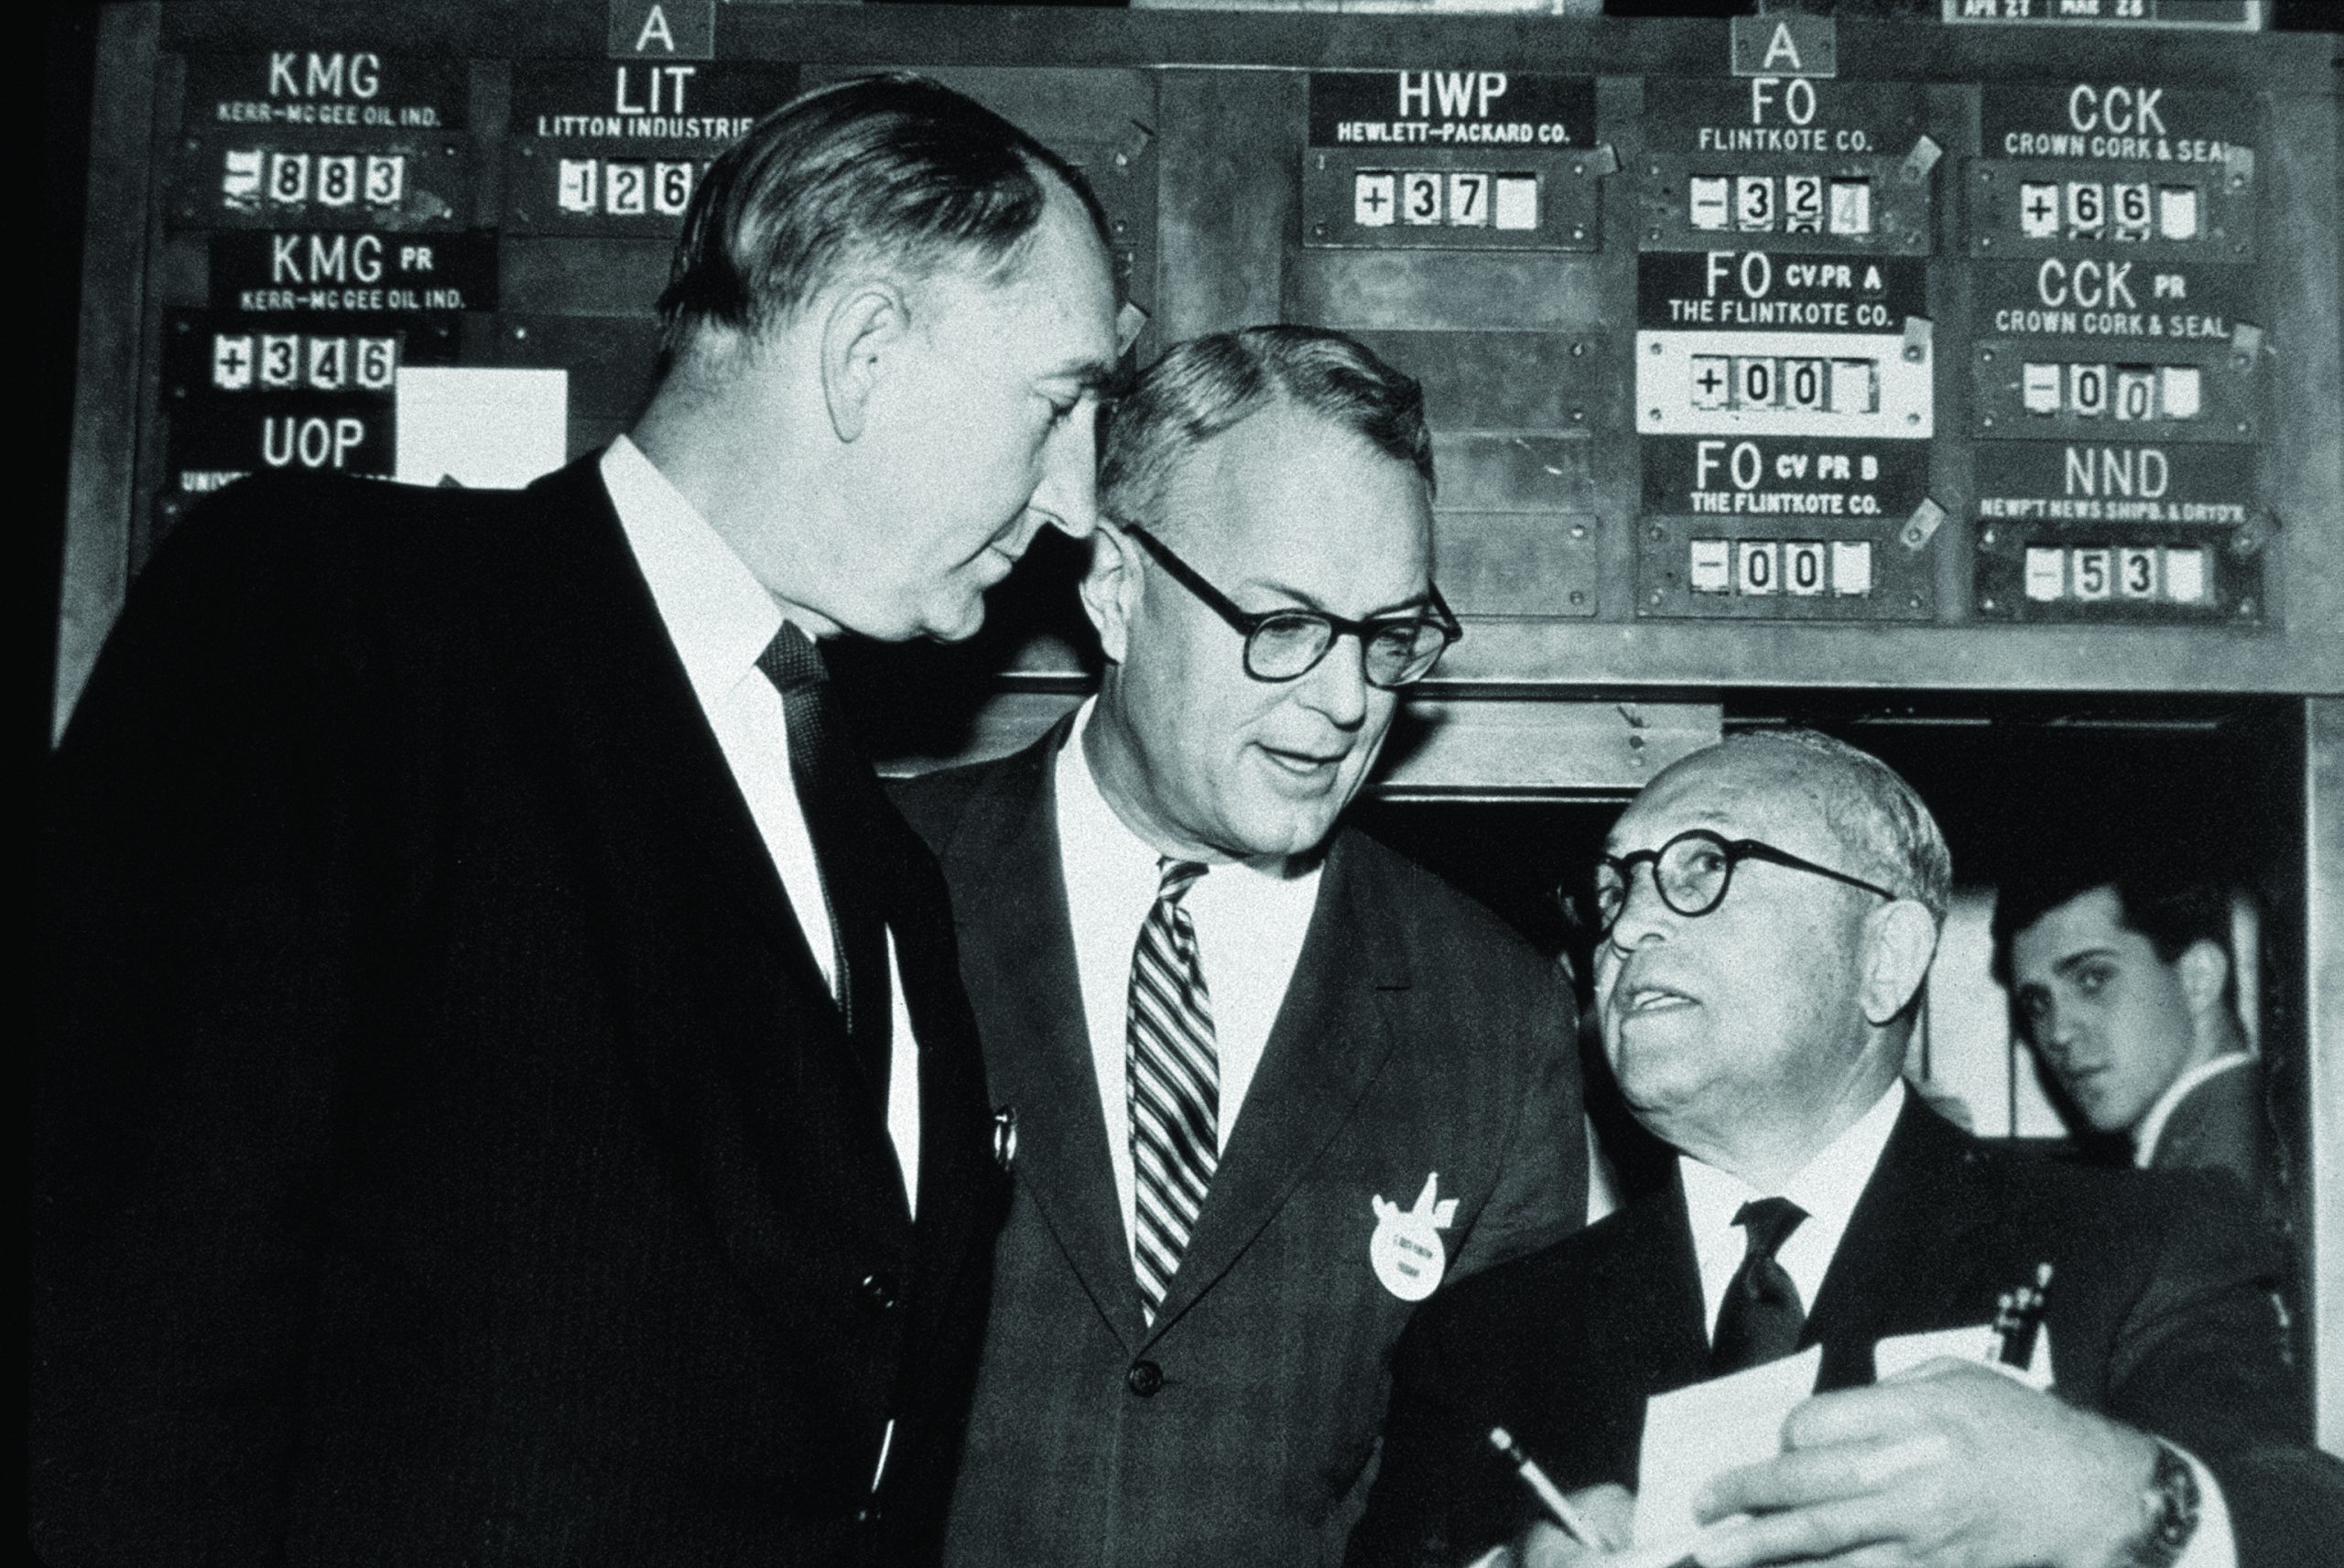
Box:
[1988,858,2235,993]
[656,73,1108,367]
[1100,326,1436,536]
[1719,729,1954,924]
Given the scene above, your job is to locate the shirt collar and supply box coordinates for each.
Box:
[1055,697,1318,891]
[601,435,781,710]
[1680,1078,1908,1265]
[2132,1050,2252,1168]
[1056,698,1166,885]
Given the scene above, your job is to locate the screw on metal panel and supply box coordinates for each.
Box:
[2237,599,2256,616]
[1908,594,1923,609]
[1313,222,1328,237]
[1650,589,1665,605]
[1648,229,1662,241]
[1571,341,1585,357]
[1571,226,1587,241]
[1649,408,1663,421]
[1650,525,1666,541]
[1648,341,1662,354]
[513,325,528,341]
[1980,596,1997,611]
[1980,348,1995,362]
[1980,528,1997,546]
[1569,590,1585,605]
[1906,412,1920,424]
[1572,162,1584,177]
[1979,235,1993,249]
[1571,408,1585,423]
[1570,524,1588,539]
[1982,416,1995,428]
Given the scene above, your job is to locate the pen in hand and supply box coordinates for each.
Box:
[1489,1426,1598,1547]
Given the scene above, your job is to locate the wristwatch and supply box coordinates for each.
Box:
[2124,1441,2202,1568]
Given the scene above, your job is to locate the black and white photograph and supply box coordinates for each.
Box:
[32,0,2344,1563]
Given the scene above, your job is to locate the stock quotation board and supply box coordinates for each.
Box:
[60,3,2341,713]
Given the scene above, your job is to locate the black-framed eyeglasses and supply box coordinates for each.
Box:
[1118,523,1461,689]
[1593,829,1901,935]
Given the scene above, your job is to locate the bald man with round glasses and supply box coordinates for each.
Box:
[893,324,1583,1568]
[1350,730,2341,1568]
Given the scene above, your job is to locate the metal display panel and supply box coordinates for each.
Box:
[1298,70,1605,254]
[57,5,2344,709]
[1638,77,1937,256]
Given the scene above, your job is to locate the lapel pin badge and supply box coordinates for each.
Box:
[1370,1172,1459,1302]
[992,1105,1018,1173]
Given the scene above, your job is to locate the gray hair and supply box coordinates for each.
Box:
[1721,729,1953,923]
[657,73,1107,369]
[1099,326,1435,535]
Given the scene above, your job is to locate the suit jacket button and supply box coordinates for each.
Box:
[1125,1359,1163,1398]
[858,1272,900,1315]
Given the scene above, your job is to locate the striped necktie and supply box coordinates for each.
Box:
[1127,858,1218,1326]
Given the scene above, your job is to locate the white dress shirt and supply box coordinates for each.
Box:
[1679,1079,1910,1339]
[1679,1077,2231,1566]
[2133,1051,2252,1170]
[1054,698,1322,1258]
[601,436,920,1215]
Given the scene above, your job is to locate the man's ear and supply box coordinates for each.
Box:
[1860,900,1940,1025]
[2176,937,2230,1025]
[819,283,909,444]
[1079,519,1144,665]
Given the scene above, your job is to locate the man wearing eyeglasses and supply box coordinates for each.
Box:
[1349,730,2339,1568]
[892,325,1585,1568]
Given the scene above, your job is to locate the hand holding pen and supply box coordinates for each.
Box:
[1487,1428,1694,1568]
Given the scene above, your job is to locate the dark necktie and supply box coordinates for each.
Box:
[1127,858,1217,1326]
[754,622,892,1105]
[1711,1196,1808,1374]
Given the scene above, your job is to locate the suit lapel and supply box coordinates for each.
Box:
[1802,1098,1989,1389]
[1607,1174,1715,1393]
[1142,831,1408,1344]
[515,456,909,1324]
[940,723,1145,1349]
[1527,1177,1711,1487]
[525,458,835,1001]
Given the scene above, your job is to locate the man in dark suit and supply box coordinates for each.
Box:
[1351,731,2342,1568]
[35,77,1121,1565]
[893,327,1585,1568]
[1994,861,2284,1227]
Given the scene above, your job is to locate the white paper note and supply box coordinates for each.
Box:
[395,367,569,490]
[1874,1323,2054,1390]
[1633,1345,1822,1554]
